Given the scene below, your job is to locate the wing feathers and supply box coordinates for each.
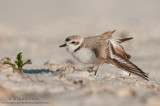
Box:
[110,39,131,59]
[108,41,149,81]
[109,58,148,80]
[100,30,116,39]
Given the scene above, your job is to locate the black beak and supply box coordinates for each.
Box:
[59,44,67,47]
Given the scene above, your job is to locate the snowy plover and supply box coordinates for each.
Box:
[59,30,149,81]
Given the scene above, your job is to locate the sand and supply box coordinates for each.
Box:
[0,0,160,106]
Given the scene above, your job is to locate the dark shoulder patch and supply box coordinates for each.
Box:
[65,38,70,41]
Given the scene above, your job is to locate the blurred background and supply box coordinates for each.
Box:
[0,0,160,70]
[0,1,160,106]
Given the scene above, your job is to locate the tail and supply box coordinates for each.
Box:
[117,37,133,43]
[108,41,149,81]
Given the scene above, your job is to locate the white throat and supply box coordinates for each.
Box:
[65,38,101,64]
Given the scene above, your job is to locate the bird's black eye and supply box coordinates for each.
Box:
[71,41,76,44]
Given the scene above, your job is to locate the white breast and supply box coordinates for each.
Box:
[71,48,101,64]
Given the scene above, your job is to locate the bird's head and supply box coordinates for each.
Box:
[59,35,83,53]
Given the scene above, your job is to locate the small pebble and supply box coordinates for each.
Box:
[117,88,136,98]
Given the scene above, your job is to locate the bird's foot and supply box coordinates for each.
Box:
[87,64,99,76]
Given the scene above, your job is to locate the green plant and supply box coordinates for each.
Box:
[3,52,32,73]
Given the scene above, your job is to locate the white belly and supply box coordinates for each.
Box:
[71,48,101,64]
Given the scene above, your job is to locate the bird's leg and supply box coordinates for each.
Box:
[129,73,131,76]
[92,64,99,76]
[87,64,99,75]
[95,70,98,76]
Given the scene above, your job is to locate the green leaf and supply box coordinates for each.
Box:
[16,52,24,69]
[22,59,32,67]
[19,60,23,67]
[15,60,18,66]
[16,52,22,62]
[3,61,16,69]
[26,59,32,64]
[15,60,23,68]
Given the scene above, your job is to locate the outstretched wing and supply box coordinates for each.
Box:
[110,39,131,59]
[100,30,132,59]
[108,41,149,81]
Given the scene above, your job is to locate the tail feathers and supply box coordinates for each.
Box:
[117,37,133,43]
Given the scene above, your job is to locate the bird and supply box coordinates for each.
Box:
[59,30,149,81]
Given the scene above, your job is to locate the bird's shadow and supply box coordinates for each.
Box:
[23,69,55,74]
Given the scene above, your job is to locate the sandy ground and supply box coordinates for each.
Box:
[0,0,160,106]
